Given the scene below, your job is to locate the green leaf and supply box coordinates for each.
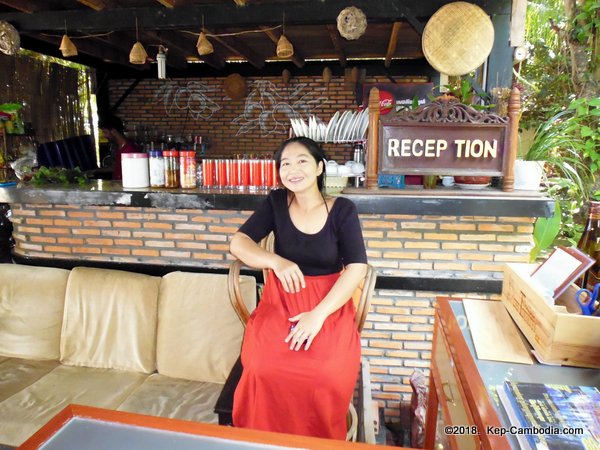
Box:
[581,126,594,137]
[530,202,562,262]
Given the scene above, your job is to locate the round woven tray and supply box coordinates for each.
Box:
[224,73,246,101]
[422,2,494,76]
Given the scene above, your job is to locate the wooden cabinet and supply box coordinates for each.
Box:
[425,298,511,450]
[424,297,600,450]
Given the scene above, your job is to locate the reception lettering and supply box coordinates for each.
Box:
[387,139,498,159]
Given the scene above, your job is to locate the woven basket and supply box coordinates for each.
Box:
[0,20,20,56]
[196,32,214,56]
[324,176,348,194]
[336,7,367,40]
[129,41,148,64]
[422,2,494,76]
[276,34,294,58]
[59,34,78,57]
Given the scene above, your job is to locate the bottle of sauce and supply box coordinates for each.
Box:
[577,200,600,290]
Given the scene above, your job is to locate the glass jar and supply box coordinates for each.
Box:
[121,153,149,188]
[179,150,197,189]
[163,150,179,188]
[148,150,165,187]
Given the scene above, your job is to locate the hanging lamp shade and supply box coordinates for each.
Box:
[129,41,147,64]
[59,34,77,57]
[196,32,214,56]
[276,34,293,58]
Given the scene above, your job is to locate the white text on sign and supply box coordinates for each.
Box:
[387,139,498,159]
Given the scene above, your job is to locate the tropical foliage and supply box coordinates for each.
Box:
[519,0,600,260]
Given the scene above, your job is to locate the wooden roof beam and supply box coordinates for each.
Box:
[0,0,38,14]
[326,24,346,68]
[205,28,264,69]
[260,26,304,68]
[0,1,511,33]
[155,0,176,8]
[384,22,401,68]
[76,0,106,12]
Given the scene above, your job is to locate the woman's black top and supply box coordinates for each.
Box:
[238,189,368,276]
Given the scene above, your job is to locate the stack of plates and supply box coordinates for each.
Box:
[290,108,369,143]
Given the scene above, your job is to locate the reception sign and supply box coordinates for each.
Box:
[378,121,509,176]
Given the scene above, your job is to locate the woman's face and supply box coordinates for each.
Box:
[278,142,323,194]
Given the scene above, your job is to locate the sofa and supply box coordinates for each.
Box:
[0,263,257,447]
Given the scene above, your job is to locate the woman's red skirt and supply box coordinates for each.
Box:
[232,270,361,440]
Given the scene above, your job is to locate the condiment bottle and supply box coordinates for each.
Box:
[149,150,165,187]
[179,150,197,188]
[163,150,179,188]
[577,200,600,290]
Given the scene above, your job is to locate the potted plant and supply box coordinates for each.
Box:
[516,109,591,193]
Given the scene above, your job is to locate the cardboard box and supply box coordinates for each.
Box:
[501,263,600,369]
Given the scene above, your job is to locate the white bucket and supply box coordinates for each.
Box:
[122,153,150,188]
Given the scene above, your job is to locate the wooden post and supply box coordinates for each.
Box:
[503,87,521,192]
[366,87,380,190]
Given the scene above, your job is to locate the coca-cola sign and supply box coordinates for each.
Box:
[361,82,433,114]
[379,91,394,115]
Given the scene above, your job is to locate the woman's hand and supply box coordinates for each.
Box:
[285,310,326,351]
[272,257,306,293]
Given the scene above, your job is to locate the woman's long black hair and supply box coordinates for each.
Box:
[274,137,327,192]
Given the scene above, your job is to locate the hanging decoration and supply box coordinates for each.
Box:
[421,2,494,76]
[0,21,20,56]
[197,32,213,56]
[282,69,291,85]
[197,15,214,56]
[276,12,294,58]
[59,21,77,57]
[322,67,332,85]
[59,35,77,57]
[336,6,367,40]
[129,17,148,64]
[224,73,246,101]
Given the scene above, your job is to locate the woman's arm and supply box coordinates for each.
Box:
[285,262,368,351]
[230,232,306,293]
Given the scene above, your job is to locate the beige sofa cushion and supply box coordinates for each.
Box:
[0,264,69,360]
[60,267,160,373]
[117,373,222,423]
[0,358,59,402]
[0,364,147,447]
[156,272,256,383]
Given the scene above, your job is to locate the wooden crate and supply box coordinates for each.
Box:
[501,263,600,369]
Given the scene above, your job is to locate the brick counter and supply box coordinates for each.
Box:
[2,183,552,422]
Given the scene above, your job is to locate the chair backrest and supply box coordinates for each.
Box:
[228,232,376,333]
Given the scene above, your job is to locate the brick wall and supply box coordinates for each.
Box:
[10,202,532,422]
[109,75,426,162]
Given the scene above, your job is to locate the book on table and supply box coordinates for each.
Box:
[497,381,600,450]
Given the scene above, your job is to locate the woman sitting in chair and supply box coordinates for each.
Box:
[230,137,368,440]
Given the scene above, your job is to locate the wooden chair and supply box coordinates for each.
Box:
[228,233,377,334]
[223,233,377,442]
